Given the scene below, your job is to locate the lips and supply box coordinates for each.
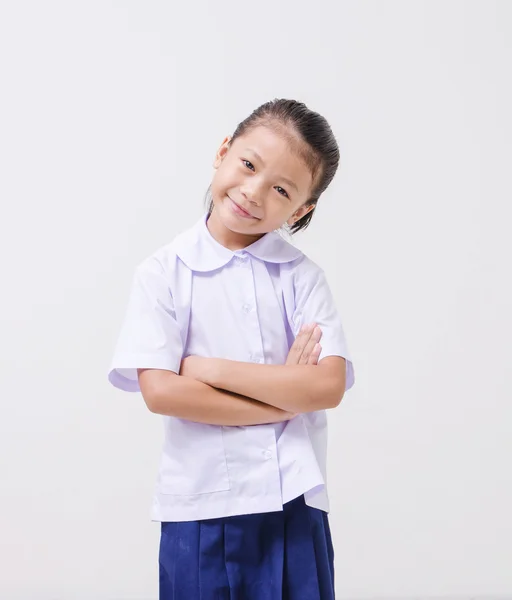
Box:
[229,197,258,219]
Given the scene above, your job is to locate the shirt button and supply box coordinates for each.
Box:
[249,354,263,363]
[242,303,252,314]
[263,450,272,460]
[234,252,248,263]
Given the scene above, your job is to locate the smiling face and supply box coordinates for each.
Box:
[207,124,317,246]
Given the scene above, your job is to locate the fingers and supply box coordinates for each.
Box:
[285,323,323,366]
[285,322,314,365]
[307,342,322,365]
[298,324,322,365]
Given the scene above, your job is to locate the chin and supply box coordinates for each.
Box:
[217,197,260,231]
[223,213,258,235]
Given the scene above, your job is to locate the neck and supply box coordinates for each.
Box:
[206,207,265,251]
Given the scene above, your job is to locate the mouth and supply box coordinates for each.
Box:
[228,197,259,220]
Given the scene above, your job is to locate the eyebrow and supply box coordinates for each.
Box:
[244,148,299,193]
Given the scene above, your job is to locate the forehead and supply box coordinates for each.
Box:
[232,125,313,191]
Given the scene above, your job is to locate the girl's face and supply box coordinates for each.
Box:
[209,125,316,238]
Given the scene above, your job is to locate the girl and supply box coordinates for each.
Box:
[108,98,355,600]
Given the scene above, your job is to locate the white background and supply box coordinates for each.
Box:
[1,1,511,598]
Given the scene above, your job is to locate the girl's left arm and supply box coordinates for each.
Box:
[180,356,346,413]
[180,256,354,413]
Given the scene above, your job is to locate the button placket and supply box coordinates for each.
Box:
[237,255,265,367]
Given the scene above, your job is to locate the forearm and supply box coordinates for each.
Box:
[147,372,295,426]
[203,359,345,413]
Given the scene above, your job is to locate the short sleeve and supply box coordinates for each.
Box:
[292,258,355,392]
[107,256,184,393]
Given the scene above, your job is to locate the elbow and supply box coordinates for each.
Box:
[144,391,162,414]
[301,378,344,412]
[149,378,180,415]
[324,376,346,409]
[137,369,177,415]
[313,357,346,410]
[328,387,345,408]
[142,384,163,414]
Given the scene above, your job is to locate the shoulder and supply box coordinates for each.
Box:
[280,248,325,284]
[134,225,196,279]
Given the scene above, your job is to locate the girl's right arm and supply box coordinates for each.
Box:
[138,369,294,426]
[137,324,321,427]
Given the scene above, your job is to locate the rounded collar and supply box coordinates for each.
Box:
[174,214,303,272]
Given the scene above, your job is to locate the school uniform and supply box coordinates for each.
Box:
[108,214,355,599]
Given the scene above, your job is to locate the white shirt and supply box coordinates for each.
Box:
[108,214,355,522]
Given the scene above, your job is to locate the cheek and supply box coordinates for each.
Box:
[211,164,234,191]
[264,202,292,224]
[210,171,226,197]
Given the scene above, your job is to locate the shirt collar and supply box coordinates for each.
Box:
[174,213,303,272]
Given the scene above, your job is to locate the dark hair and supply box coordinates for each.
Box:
[206,98,340,233]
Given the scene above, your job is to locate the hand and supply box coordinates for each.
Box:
[286,323,322,366]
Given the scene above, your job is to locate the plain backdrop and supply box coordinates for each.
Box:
[0,1,511,599]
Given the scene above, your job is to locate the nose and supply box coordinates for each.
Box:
[240,180,262,206]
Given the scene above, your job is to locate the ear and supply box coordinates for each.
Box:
[213,135,232,169]
[287,203,315,227]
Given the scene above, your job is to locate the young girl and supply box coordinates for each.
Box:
[108,98,355,600]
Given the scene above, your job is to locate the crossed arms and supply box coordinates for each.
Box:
[137,324,346,426]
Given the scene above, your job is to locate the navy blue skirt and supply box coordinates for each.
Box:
[159,494,335,600]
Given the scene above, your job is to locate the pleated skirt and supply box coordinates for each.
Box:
[159,494,335,600]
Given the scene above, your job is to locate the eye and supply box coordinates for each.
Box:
[242,159,255,171]
[275,186,290,198]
